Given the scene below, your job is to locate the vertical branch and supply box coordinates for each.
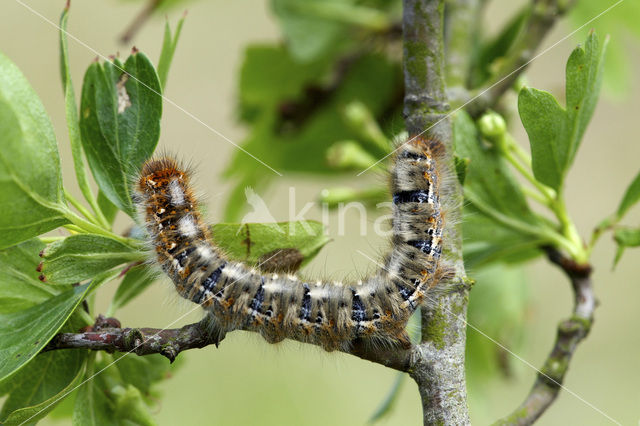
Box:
[444,0,484,106]
[403,1,470,424]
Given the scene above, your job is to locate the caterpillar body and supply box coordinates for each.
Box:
[135,136,451,351]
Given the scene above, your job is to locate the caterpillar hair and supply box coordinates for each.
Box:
[134,136,453,351]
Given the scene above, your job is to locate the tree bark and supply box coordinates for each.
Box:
[403,1,471,424]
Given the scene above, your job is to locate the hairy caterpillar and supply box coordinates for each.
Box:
[135,136,451,351]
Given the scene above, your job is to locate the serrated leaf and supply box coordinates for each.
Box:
[0,52,68,249]
[569,1,640,97]
[616,170,640,220]
[518,32,607,191]
[0,282,93,382]
[157,15,185,90]
[0,239,58,314]
[79,52,162,218]
[565,32,607,166]
[41,234,142,285]
[0,350,86,425]
[110,264,155,314]
[211,221,330,267]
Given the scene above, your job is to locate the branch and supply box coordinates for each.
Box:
[44,315,414,372]
[403,1,471,424]
[494,247,595,425]
[444,0,484,106]
[466,0,576,117]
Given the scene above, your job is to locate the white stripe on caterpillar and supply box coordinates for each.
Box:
[135,136,452,351]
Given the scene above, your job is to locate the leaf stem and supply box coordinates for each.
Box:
[61,209,139,248]
[521,186,549,206]
[465,190,579,259]
[64,189,101,227]
[501,134,556,202]
[551,196,588,263]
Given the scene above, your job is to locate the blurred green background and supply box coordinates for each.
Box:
[2,0,639,424]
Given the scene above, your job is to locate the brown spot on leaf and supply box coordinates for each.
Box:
[258,248,304,273]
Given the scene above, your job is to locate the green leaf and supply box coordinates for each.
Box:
[470,6,528,88]
[517,87,566,190]
[613,227,640,266]
[228,50,398,220]
[110,264,155,314]
[40,234,142,285]
[60,4,104,226]
[565,32,607,167]
[271,0,354,62]
[463,205,543,269]
[211,221,330,267]
[0,350,86,425]
[113,385,155,426]
[454,111,539,223]
[466,264,529,386]
[157,15,185,90]
[616,170,640,220]
[569,1,640,97]
[0,282,93,382]
[79,52,162,218]
[114,353,170,395]
[518,32,607,191]
[0,52,68,249]
[0,239,57,314]
[454,111,546,267]
[369,372,405,423]
[73,364,117,426]
[97,190,119,226]
[454,155,469,185]
[238,44,331,122]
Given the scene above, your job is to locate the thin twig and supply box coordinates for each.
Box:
[43,315,414,372]
[494,247,595,425]
[466,0,576,117]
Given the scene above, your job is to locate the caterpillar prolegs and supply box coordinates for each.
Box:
[135,136,452,351]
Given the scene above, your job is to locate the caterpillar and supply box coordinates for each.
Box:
[135,136,452,351]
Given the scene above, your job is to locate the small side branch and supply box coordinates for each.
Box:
[43,316,215,363]
[494,247,595,425]
[43,315,414,372]
[467,0,576,117]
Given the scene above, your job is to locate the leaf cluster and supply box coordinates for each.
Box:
[0,6,331,425]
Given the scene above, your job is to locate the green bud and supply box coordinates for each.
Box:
[478,111,507,140]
